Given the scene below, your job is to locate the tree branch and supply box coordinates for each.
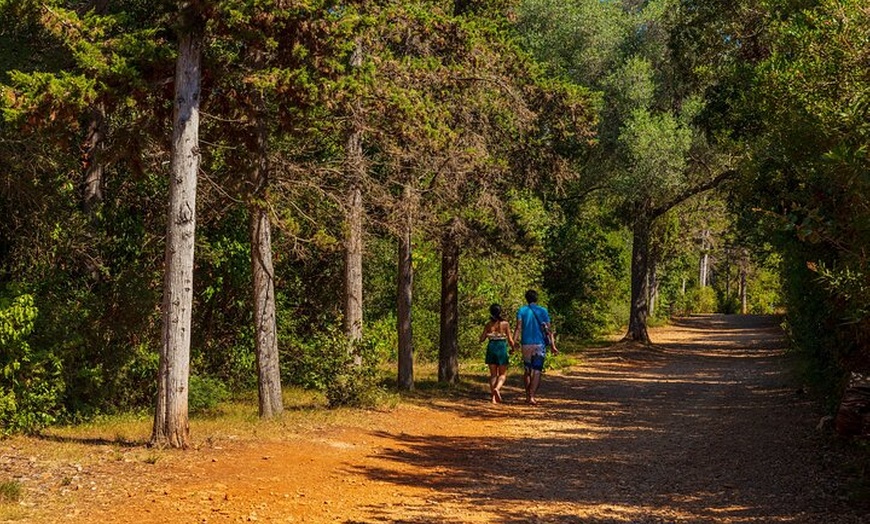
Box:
[650,168,736,220]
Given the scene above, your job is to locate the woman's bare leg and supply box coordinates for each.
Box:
[493,365,507,403]
[488,364,499,403]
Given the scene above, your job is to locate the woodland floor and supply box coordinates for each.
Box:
[2,314,868,523]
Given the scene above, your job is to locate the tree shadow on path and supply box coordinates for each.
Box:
[347,315,864,524]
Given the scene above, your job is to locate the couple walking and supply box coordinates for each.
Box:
[479,290,558,405]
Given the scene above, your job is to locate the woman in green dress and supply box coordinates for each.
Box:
[479,304,517,403]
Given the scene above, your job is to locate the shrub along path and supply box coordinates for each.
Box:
[1,314,866,523]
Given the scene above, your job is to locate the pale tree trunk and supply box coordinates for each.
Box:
[624,217,651,343]
[344,39,364,362]
[699,252,709,288]
[439,219,460,383]
[249,110,283,419]
[397,185,414,391]
[699,229,710,288]
[648,261,658,319]
[152,21,202,449]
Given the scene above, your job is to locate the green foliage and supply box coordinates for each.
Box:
[325,362,383,409]
[516,0,629,84]
[0,289,63,434]
[364,314,399,362]
[734,0,870,386]
[188,375,229,415]
[746,257,783,315]
[687,287,717,315]
[545,199,631,339]
[278,325,384,409]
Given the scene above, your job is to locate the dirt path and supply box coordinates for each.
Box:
[2,315,866,523]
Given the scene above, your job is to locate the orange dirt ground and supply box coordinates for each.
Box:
[1,315,867,523]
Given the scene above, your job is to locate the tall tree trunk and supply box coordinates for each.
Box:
[439,220,460,383]
[249,109,283,419]
[344,39,364,362]
[397,185,414,391]
[151,19,202,449]
[624,217,651,343]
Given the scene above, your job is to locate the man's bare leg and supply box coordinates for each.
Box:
[528,370,542,405]
[524,369,532,402]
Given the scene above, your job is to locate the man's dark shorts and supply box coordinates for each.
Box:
[522,349,545,373]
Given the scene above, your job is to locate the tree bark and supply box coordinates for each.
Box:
[699,229,710,288]
[624,217,651,344]
[152,22,202,449]
[344,39,364,362]
[82,103,105,213]
[439,220,460,383]
[250,109,283,419]
[344,176,364,355]
[397,185,414,391]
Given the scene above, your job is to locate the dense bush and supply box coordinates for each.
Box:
[545,201,631,339]
[0,290,63,434]
[188,375,229,414]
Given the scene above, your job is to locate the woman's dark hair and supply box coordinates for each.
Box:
[489,303,503,322]
[525,289,538,304]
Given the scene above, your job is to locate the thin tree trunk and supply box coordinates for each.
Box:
[344,39,364,362]
[397,185,414,391]
[740,266,748,315]
[725,253,731,300]
[152,21,202,449]
[439,220,460,383]
[699,229,710,288]
[82,103,105,213]
[699,252,709,288]
[250,109,283,419]
[624,218,651,343]
[648,261,658,319]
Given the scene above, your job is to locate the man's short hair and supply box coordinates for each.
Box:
[525,289,538,304]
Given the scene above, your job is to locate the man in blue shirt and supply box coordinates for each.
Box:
[513,289,558,405]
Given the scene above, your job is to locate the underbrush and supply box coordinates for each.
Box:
[19,348,589,449]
